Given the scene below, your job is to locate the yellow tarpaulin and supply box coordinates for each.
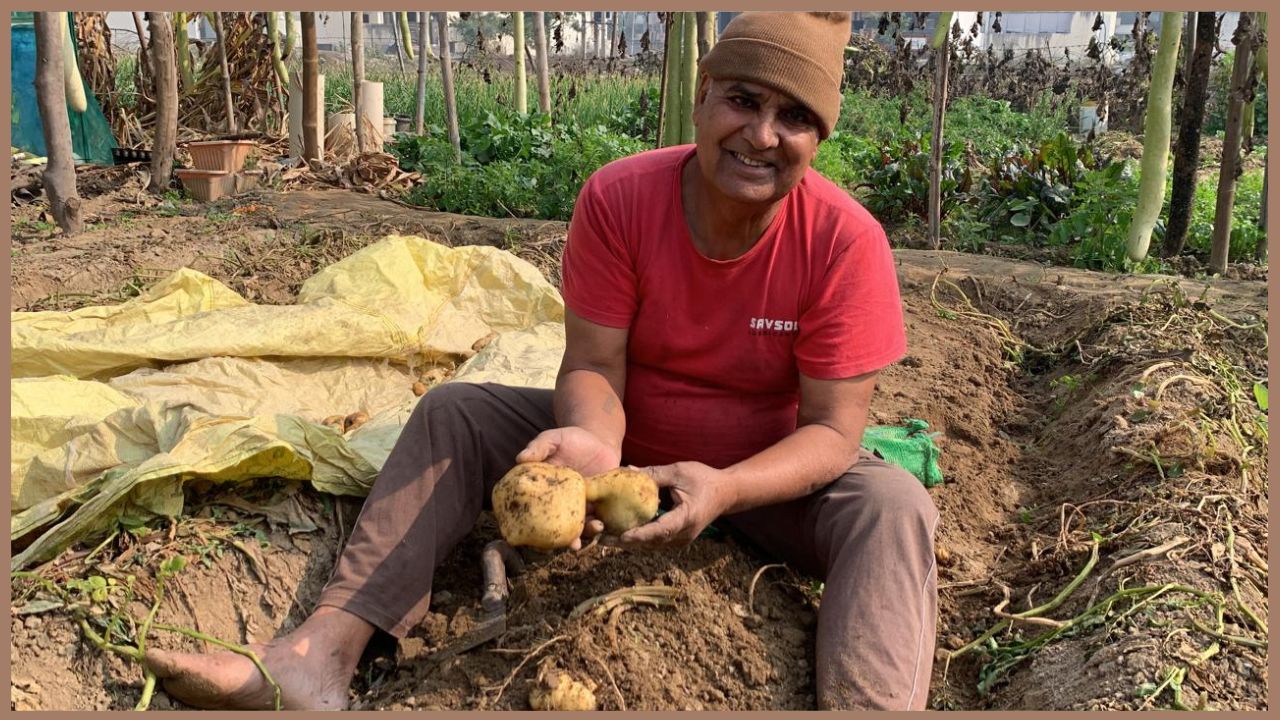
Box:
[10,236,567,570]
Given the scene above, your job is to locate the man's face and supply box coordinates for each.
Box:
[690,76,822,206]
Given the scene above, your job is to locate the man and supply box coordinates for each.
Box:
[145,11,938,710]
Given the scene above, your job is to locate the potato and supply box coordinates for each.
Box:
[343,411,370,432]
[585,467,660,535]
[528,670,597,711]
[492,463,586,550]
[411,381,428,396]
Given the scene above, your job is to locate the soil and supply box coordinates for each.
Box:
[9,168,1269,711]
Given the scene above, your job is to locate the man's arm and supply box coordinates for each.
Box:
[621,370,878,546]
[516,309,629,476]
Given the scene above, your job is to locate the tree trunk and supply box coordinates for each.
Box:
[678,13,698,145]
[438,12,461,163]
[514,12,527,113]
[927,13,953,250]
[147,12,178,195]
[34,12,83,235]
[1163,11,1217,257]
[533,12,552,113]
[301,12,321,162]
[392,14,406,73]
[580,12,587,59]
[284,12,297,58]
[696,12,714,58]
[609,12,618,58]
[1125,12,1182,263]
[1240,13,1266,153]
[1181,13,1196,89]
[415,13,430,133]
[351,12,369,153]
[1209,12,1257,273]
[1256,159,1268,262]
[658,13,680,147]
[132,11,148,56]
[211,13,236,134]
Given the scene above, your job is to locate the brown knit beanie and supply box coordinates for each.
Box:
[698,12,850,138]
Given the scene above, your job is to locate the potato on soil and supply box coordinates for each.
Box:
[491,462,586,550]
[412,381,428,396]
[585,467,660,534]
[528,670,597,711]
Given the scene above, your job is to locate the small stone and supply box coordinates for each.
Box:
[24,616,40,630]
[945,634,966,650]
[935,546,954,566]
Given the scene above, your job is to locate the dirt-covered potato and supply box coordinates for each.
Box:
[585,467,660,534]
[491,463,586,550]
[528,670,597,711]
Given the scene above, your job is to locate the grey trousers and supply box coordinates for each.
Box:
[318,382,938,710]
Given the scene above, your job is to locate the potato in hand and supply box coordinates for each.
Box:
[492,463,660,549]
[585,466,660,535]
[491,463,586,550]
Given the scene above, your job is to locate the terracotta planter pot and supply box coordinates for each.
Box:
[186,140,256,172]
[175,168,234,202]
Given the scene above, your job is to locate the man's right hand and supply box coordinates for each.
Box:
[516,426,621,478]
[516,426,616,549]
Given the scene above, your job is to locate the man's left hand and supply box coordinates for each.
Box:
[618,462,736,548]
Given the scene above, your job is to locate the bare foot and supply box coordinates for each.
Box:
[144,606,376,710]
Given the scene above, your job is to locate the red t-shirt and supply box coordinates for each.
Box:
[561,145,906,469]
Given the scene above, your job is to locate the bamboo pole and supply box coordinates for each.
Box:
[678,12,698,145]
[1209,12,1256,272]
[352,12,368,153]
[437,12,461,163]
[212,12,236,134]
[514,12,527,114]
[928,13,954,250]
[415,12,430,134]
[533,12,552,113]
[301,12,320,162]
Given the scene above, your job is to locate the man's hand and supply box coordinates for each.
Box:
[617,462,736,548]
[516,425,621,477]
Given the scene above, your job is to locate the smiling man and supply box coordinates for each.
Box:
[143,11,938,711]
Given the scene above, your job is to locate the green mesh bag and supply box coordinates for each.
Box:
[862,419,944,488]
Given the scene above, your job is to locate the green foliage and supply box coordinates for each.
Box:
[323,63,654,134]
[393,111,645,220]
[855,134,974,223]
[1205,51,1270,139]
[835,90,1069,155]
[606,87,660,144]
[1047,161,1160,272]
[1182,166,1267,260]
[115,54,139,110]
[978,132,1094,239]
[812,131,879,190]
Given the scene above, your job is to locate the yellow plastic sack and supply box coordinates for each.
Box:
[10,236,568,570]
